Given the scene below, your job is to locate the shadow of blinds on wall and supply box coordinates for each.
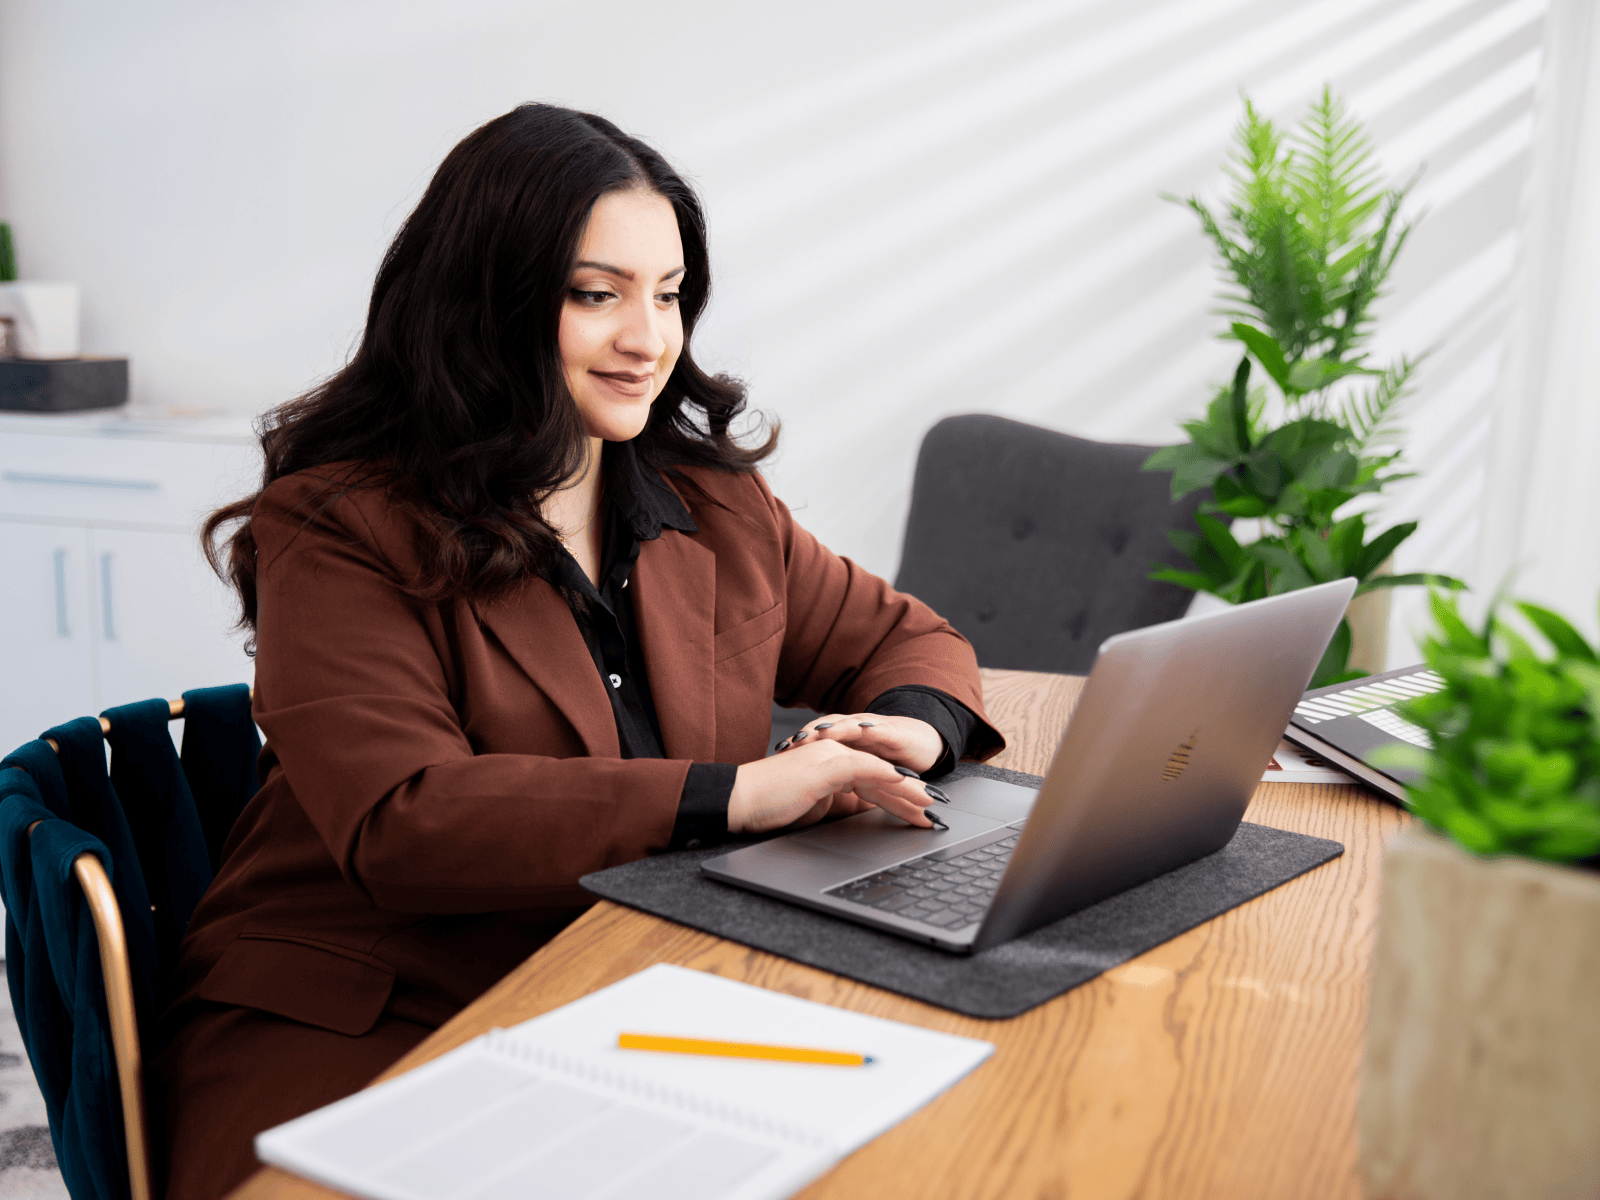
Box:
[1477,0,1600,638]
[676,0,1546,667]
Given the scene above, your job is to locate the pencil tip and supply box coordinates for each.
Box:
[862,1056,875,1064]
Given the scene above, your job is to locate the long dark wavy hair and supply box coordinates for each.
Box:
[204,103,773,635]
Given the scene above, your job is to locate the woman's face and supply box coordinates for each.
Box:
[558,188,686,443]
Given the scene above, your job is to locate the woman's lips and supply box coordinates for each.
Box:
[591,369,654,398]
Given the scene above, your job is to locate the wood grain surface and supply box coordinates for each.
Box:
[230,669,1408,1200]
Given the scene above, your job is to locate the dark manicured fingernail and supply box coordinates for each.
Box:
[894,766,921,779]
[925,784,951,804]
[857,721,876,728]
[926,811,948,830]
[776,739,791,751]
[815,722,834,730]
[792,730,808,741]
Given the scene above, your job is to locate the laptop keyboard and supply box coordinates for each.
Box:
[826,832,1020,929]
[1292,668,1444,725]
[1291,667,1444,749]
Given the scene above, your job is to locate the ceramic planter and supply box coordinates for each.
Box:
[1360,824,1600,1198]
[1346,557,1393,675]
[0,282,80,359]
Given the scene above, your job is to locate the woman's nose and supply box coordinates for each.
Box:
[613,299,667,361]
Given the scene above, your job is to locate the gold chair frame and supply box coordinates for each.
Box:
[23,823,153,1200]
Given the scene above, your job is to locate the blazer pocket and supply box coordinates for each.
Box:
[713,602,785,665]
[196,933,397,1036]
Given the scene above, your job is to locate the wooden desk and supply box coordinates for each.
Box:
[233,668,1406,1200]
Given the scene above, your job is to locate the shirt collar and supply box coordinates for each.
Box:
[603,439,698,541]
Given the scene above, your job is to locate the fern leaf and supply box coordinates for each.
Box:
[1330,184,1419,359]
[1340,355,1418,453]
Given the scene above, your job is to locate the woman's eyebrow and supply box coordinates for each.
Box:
[573,260,634,280]
[572,261,685,283]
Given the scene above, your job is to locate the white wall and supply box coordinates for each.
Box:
[1478,0,1600,642]
[0,0,1555,663]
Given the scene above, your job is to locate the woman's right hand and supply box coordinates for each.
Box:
[728,740,939,835]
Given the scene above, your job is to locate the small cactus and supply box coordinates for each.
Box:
[0,223,15,282]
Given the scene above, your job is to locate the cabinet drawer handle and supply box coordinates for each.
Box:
[101,552,115,641]
[3,470,160,491]
[53,548,69,637]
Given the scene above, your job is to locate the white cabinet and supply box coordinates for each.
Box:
[90,525,253,715]
[0,522,95,747]
[0,413,259,753]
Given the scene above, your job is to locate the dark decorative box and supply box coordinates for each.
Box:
[0,357,128,412]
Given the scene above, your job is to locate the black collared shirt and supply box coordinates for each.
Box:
[540,442,981,849]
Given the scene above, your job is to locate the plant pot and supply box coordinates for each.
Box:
[1347,557,1393,674]
[0,282,80,359]
[1360,824,1600,1198]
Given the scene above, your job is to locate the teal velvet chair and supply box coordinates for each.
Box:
[0,683,258,1200]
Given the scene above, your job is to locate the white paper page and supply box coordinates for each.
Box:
[1262,737,1353,784]
[499,963,993,1153]
[256,1040,833,1200]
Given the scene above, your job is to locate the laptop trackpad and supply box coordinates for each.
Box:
[937,775,1039,823]
[790,805,1007,862]
[714,837,861,891]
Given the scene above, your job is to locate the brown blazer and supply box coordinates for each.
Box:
[170,462,1000,1038]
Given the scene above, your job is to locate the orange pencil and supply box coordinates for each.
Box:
[617,1032,873,1066]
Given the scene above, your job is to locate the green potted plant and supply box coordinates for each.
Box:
[0,221,127,412]
[0,221,16,285]
[1145,90,1460,687]
[1360,591,1600,1198]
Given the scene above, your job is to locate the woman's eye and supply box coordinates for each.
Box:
[657,292,681,306]
[569,289,615,306]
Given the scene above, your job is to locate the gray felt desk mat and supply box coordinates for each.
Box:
[580,762,1344,1019]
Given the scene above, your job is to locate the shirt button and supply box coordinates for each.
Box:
[609,673,622,689]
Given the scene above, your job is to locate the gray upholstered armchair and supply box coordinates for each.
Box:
[894,414,1206,674]
[769,414,1207,751]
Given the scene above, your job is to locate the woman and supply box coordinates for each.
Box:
[160,103,1001,1198]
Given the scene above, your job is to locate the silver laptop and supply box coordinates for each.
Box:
[702,577,1355,954]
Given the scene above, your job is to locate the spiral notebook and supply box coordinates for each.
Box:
[255,964,994,1200]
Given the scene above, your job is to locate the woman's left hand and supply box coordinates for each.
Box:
[774,713,944,775]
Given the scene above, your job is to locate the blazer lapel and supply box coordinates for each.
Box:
[472,582,619,758]
[633,529,717,762]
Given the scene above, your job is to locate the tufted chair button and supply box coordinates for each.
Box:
[1063,608,1089,640]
